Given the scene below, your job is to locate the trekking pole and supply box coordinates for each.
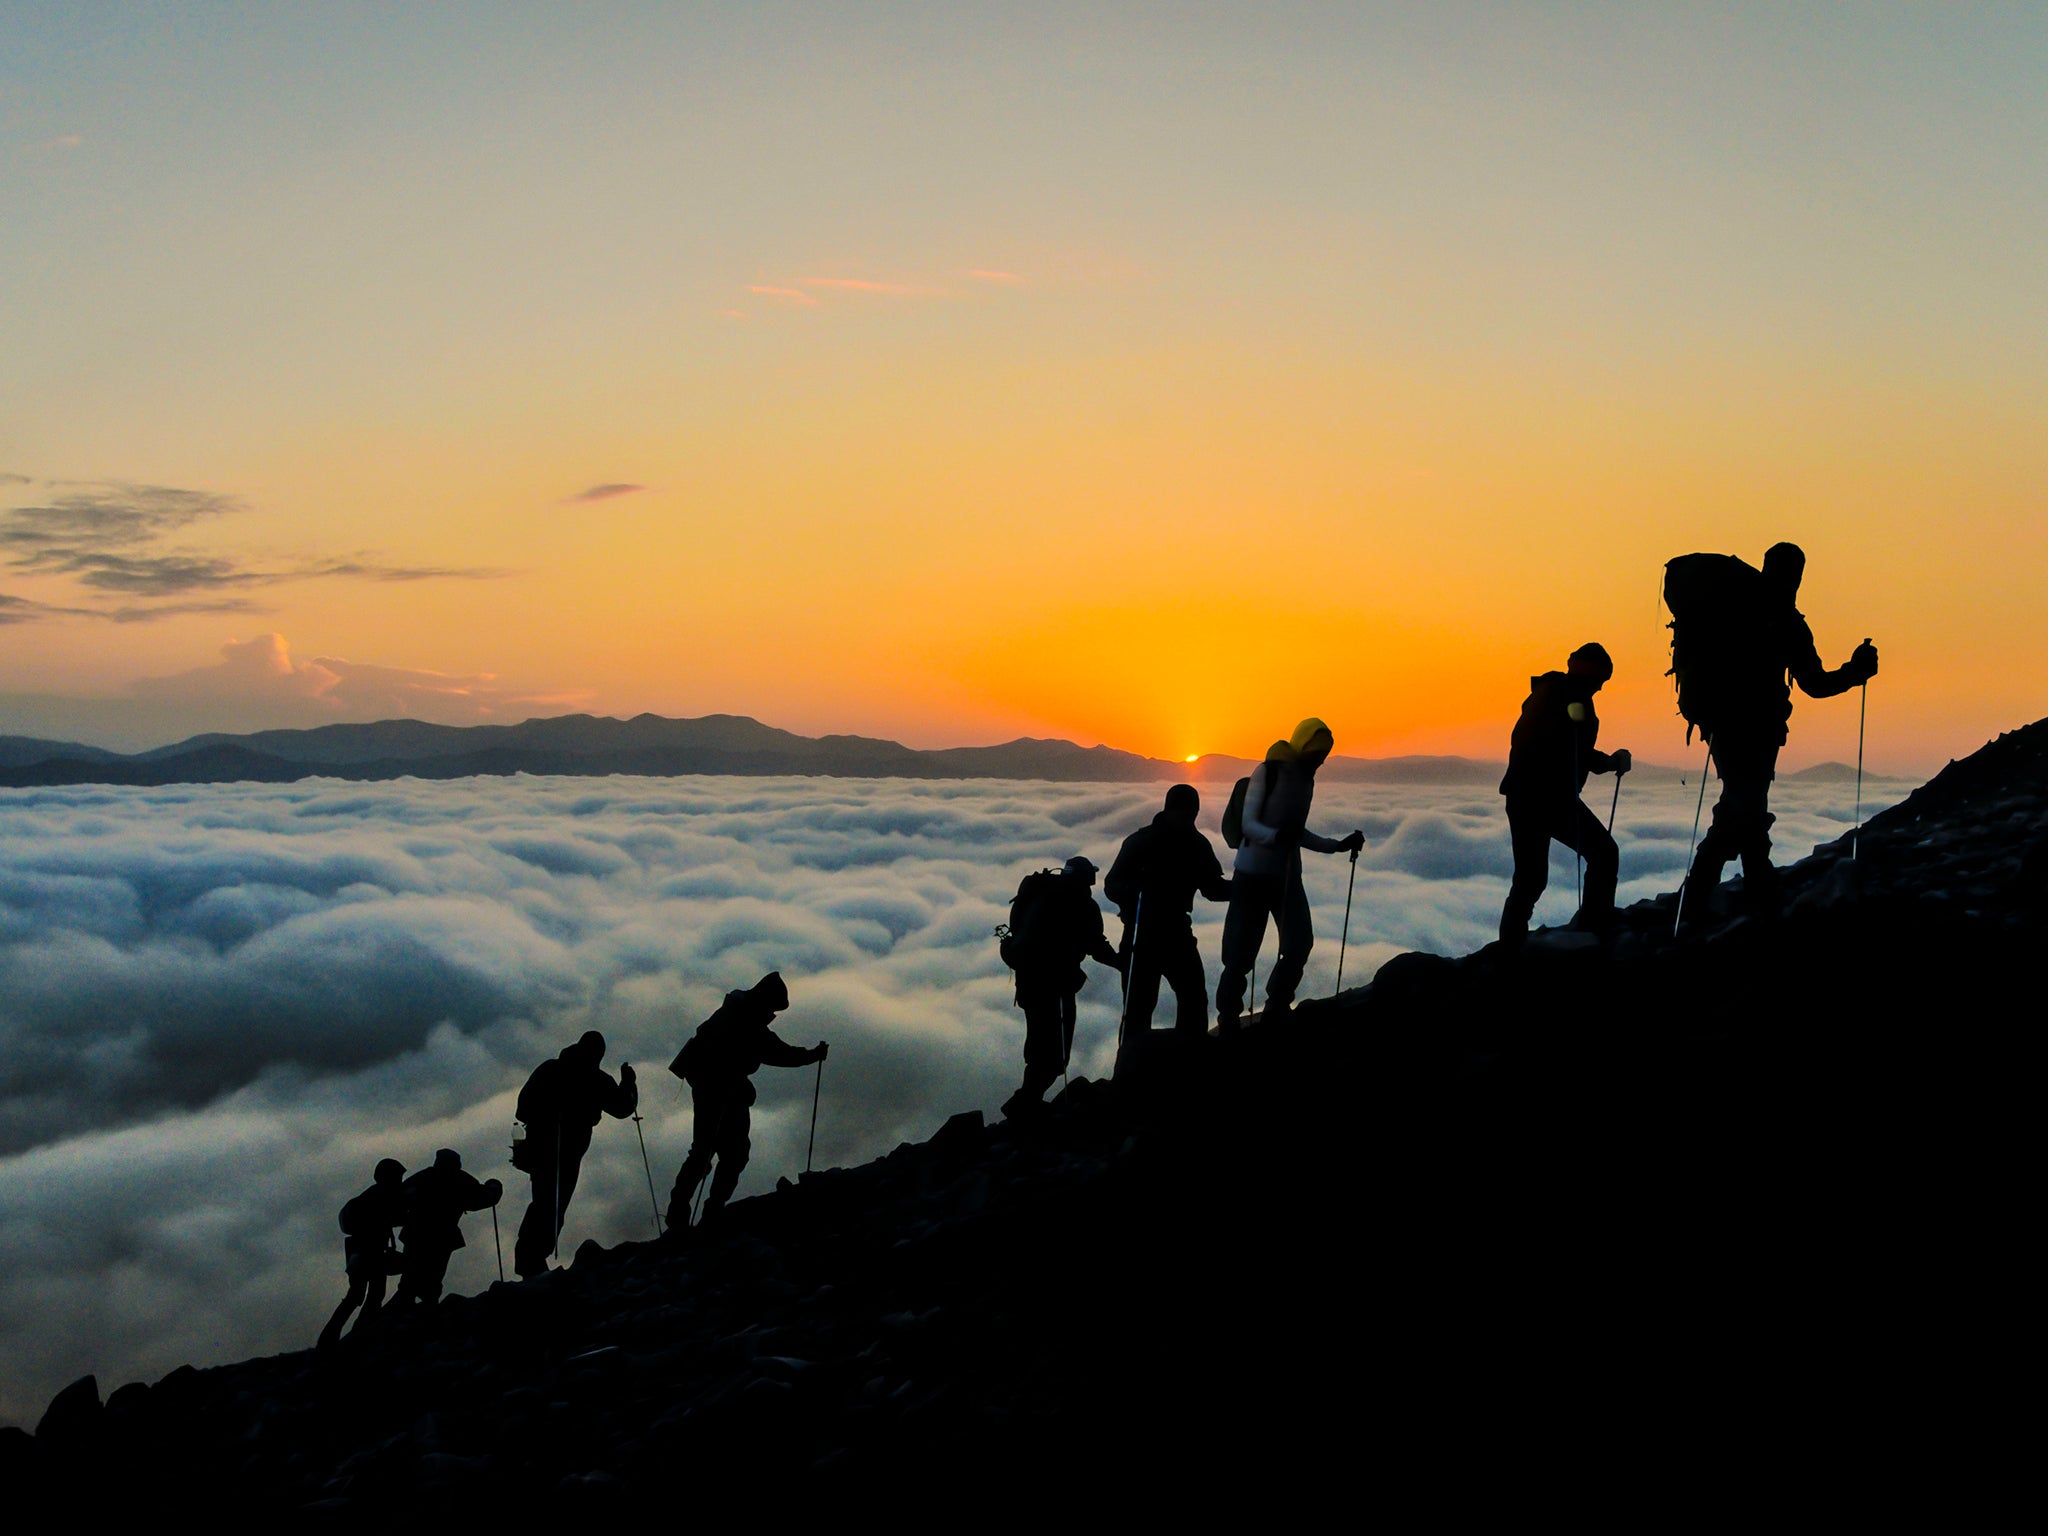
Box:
[1116,893,1143,1066]
[491,1203,504,1284]
[1674,737,1713,937]
[1607,769,1624,833]
[1574,738,1584,907]
[1852,662,1869,860]
[1334,848,1358,997]
[806,1054,824,1175]
[551,1129,561,1263]
[631,1111,662,1237]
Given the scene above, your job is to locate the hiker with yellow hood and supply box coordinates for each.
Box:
[1216,718,1364,1029]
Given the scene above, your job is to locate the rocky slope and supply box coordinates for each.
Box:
[7,722,2038,1519]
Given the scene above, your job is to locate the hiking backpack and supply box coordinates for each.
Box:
[996,868,1065,969]
[1663,552,1767,744]
[338,1192,366,1237]
[1220,761,1277,850]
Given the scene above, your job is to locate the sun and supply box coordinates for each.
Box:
[1184,754,1199,763]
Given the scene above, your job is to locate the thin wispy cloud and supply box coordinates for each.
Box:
[0,483,502,619]
[565,484,645,504]
[800,277,938,296]
[748,285,818,305]
[968,269,1026,284]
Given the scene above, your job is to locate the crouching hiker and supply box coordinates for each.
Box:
[998,856,1123,1120]
[1498,642,1632,944]
[512,1031,637,1279]
[667,972,827,1229]
[391,1149,502,1307]
[317,1157,407,1350]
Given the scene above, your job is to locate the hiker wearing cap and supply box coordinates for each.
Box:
[317,1157,408,1349]
[1498,643,1634,944]
[511,1031,638,1278]
[1668,542,1879,911]
[391,1150,502,1307]
[666,972,827,1226]
[1216,718,1365,1029]
[1104,785,1233,1068]
[998,856,1124,1119]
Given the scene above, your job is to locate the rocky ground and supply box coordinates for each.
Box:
[8,722,2040,1520]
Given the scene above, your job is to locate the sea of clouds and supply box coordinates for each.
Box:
[0,768,1902,1423]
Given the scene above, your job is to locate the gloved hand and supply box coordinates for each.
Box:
[1610,749,1633,775]
[813,1042,830,1063]
[482,1178,504,1206]
[1341,830,1366,853]
[619,1061,637,1083]
[1849,640,1879,683]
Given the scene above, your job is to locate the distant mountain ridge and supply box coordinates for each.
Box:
[0,714,1508,789]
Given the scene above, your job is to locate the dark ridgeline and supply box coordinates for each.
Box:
[665,972,827,1228]
[994,857,1123,1122]
[1497,641,1633,944]
[4,716,2040,1516]
[0,714,1508,788]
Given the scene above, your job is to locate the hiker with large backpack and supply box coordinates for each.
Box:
[391,1149,503,1308]
[511,1031,638,1278]
[666,972,827,1228]
[1103,784,1233,1076]
[1215,718,1366,1030]
[998,856,1123,1119]
[316,1156,408,1350]
[1497,642,1634,945]
[1665,542,1878,913]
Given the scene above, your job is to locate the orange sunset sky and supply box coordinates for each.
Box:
[2,6,2042,773]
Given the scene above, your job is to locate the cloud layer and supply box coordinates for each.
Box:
[0,771,1898,1422]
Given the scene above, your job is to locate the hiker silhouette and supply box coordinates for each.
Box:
[1667,542,1879,911]
[391,1150,501,1308]
[998,856,1123,1120]
[1215,719,1365,1028]
[666,972,826,1227]
[1498,642,1633,945]
[316,1157,407,1350]
[1104,785,1232,1077]
[511,1031,637,1278]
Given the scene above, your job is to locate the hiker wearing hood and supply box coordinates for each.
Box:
[511,1031,637,1279]
[999,857,1124,1119]
[317,1157,407,1350]
[666,972,827,1225]
[1216,718,1366,1028]
[392,1150,502,1307]
[1105,785,1232,1071]
[1498,643,1633,944]
[1682,542,1879,907]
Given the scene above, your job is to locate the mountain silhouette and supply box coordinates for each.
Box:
[7,717,2033,1515]
[0,712,1508,788]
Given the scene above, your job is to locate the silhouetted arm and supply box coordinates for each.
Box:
[1102,831,1142,911]
[1297,827,1347,855]
[600,1065,638,1119]
[1082,903,1122,970]
[1196,839,1232,903]
[759,1030,815,1068]
[1241,766,1281,847]
[1787,617,1876,700]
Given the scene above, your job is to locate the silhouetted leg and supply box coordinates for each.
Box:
[1163,927,1209,1037]
[1501,796,1553,943]
[396,1247,453,1307]
[1265,866,1314,1010]
[1116,944,1163,1079]
[1008,984,1066,1112]
[552,1142,587,1243]
[670,1092,735,1219]
[356,1265,389,1334]
[1551,799,1619,932]
[318,1270,369,1351]
[703,1106,751,1216]
[1695,730,1776,894]
[1217,873,1278,1028]
[514,1158,559,1278]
